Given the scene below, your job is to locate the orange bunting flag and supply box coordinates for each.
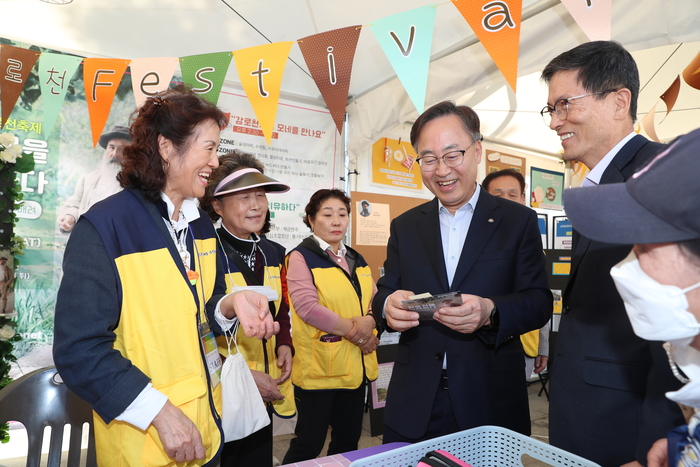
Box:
[0,44,41,128]
[233,42,294,146]
[83,58,130,147]
[298,26,362,134]
[130,57,179,108]
[560,0,611,42]
[682,52,700,91]
[452,0,522,92]
[660,75,681,119]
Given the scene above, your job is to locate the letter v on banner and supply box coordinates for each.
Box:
[0,44,41,129]
[452,0,521,92]
[370,5,437,113]
[83,58,130,147]
[233,42,294,146]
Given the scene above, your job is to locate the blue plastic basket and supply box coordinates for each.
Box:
[349,425,600,467]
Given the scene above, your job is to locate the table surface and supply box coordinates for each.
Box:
[280,442,410,467]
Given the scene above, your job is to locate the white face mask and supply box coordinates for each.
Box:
[611,250,700,347]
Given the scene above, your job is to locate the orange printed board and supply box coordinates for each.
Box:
[371,137,423,191]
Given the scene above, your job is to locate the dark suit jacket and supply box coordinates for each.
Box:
[549,135,685,466]
[373,189,552,440]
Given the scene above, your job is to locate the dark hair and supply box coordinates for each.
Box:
[482,168,525,195]
[410,101,481,149]
[200,150,265,222]
[541,41,639,122]
[118,86,227,204]
[679,239,700,268]
[303,188,351,230]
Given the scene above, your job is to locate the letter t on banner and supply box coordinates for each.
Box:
[234,42,294,146]
[298,26,362,134]
[452,0,522,92]
[83,58,130,147]
[0,44,41,129]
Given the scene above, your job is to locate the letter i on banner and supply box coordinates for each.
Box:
[83,58,130,147]
[130,58,179,108]
[0,45,41,129]
[233,42,294,146]
[38,53,83,137]
[452,0,522,92]
[298,26,362,134]
[180,52,233,106]
[369,5,437,114]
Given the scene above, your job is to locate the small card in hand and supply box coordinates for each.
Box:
[401,291,463,320]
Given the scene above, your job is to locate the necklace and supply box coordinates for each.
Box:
[664,342,691,384]
[166,210,198,285]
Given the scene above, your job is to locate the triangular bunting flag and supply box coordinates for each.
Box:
[130,57,179,108]
[452,0,522,92]
[38,52,83,137]
[370,6,436,114]
[233,42,294,146]
[0,44,41,128]
[83,58,131,147]
[660,75,681,119]
[560,0,611,42]
[642,103,660,143]
[180,52,233,105]
[682,52,700,91]
[298,26,362,134]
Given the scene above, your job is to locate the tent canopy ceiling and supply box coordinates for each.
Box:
[2,0,699,157]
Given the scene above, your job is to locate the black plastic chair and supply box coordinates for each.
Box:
[0,366,96,467]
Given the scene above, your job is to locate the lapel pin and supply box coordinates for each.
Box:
[488,218,494,223]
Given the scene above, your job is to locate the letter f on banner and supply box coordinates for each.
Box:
[234,42,294,146]
[452,0,522,92]
[83,58,130,147]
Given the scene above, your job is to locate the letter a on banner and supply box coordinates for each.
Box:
[452,0,522,92]
[370,5,436,114]
[83,58,130,147]
[130,57,179,108]
[38,52,83,137]
[560,0,611,42]
[0,44,41,129]
[234,42,294,146]
[180,52,233,106]
[298,26,361,134]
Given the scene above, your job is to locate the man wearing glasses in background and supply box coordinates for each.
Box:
[374,101,551,443]
[542,41,684,466]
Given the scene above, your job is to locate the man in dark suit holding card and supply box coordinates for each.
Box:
[541,41,685,466]
[374,101,551,443]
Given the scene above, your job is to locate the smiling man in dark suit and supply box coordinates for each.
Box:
[542,41,685,466]
[373,101,551,444]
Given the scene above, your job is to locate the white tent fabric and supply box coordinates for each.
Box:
[1,0,699,158]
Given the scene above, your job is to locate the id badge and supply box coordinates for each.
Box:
[199,322,222,388]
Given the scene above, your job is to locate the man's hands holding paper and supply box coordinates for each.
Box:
[434,295,494,334]
[386,290,495,334]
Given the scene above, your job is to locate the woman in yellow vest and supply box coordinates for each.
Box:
[53,87,278,467]
[199,150,295,467]
[282,189,380,464]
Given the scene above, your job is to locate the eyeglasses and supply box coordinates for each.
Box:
[416,141,476,172]
[540,89,618,126]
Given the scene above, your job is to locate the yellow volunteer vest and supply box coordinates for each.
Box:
[217,238,295,417]
[289,241,378,391]
[84,191,222,467]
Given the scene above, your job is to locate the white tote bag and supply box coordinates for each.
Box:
[221,322,270,442]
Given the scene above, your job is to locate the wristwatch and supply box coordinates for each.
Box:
[481,305,500,331]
